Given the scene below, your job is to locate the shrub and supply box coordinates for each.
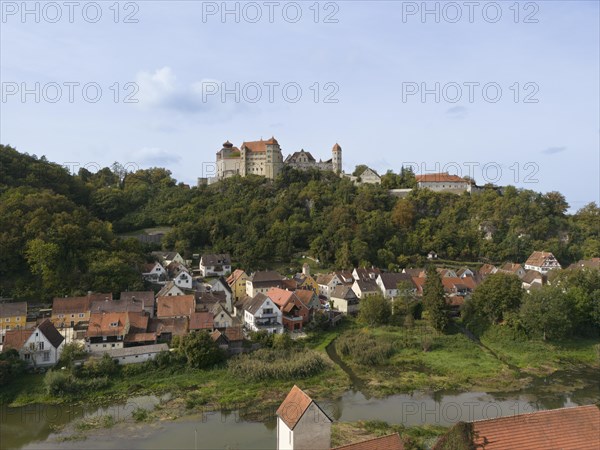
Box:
[132,408,149,422]
[336,332,395,365]
[44,370,73,396]
[228,348,328,381]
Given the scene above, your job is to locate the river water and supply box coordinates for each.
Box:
[1,366,598,450]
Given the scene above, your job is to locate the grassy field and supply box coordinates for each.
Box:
[336,323,522,395]
[480,326,600,376]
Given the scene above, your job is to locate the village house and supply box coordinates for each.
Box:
[148,317,187,342]
[478,263,498,279]
[316,271,353,299]
[242,293,283,334]
[521,270,545,292]
[3,319,65,368]
[156,295,195,319]
[352,267,381,282]
[498,262,526,279]
[441,277,477,296]
[101,343,169,365]
[293,289,321,312]
[156,281,184,297]
[210,303,236,329]
[434,404,600,449]
[209,326,245,354]
[0,302,27,342]
[141,261,167,284]
[119,291,155,317]
[51,293,111,329]
[86,311,152,352]
[267,288,310,332]
[226,269,249,301]
[189,311,214,332]
[524,251,562,274]
[330,285,360,315]
[344,167,382,185]
[199,253,232,277]
[376,273,414,299]
[351,279,379,299]
[246,271,284,297]
[151,251,185,267]
[292,264,319,294]
[167,261,193,290]
[416,172,472,193]
[208,277,233,311]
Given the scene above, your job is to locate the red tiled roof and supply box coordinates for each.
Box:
[266,288,295,308]
[241,137,279,153]
[416,173,469,183]
[226,269,246,285]
[2,329,33,351]
[277,385,322,430]
[52,296,92,315]
[332,433,404,450]
[472,405,600,449]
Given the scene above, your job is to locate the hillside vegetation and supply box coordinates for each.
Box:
[1,144,598,301]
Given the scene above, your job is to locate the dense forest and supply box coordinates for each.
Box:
[1,144,598,301]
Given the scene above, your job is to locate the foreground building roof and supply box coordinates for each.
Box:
[332,433,404,450]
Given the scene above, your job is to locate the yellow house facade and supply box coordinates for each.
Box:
[0,302,27,335]
[227,269,249,301]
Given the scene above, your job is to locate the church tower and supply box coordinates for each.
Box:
[332,143,342,174]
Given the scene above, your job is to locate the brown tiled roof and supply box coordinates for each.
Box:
[471,405,600,449]
[87,312,128,337]
[190,312,214,330]
[416,172,469,183]
[90,298,144,314]
[332,433,404,450]
[332,143,342,152]
[276,385,331,430]
[525,251,557,267]
[124,332,156,343]
[249,270,283,283]
[223,325,243,342]
[403,268,426,278]
[148,317,188,336]
[201,253,231,266]
[522,270,543,284]
[479,264,497,276]
[294,289,316,305]
[378,272,413,290]
[568,258,600,270]
[157,295,195,318]
[37,319,65,348]
[156,281,183,297]
[499,262,523,274]
[52,296,92,315]
[2,329,33,351]
[331,285,357,300]
[0,301,27,318]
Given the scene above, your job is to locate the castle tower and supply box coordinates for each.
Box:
[302,263,310,277]
[265,136,283,179]
[332,143,342,174]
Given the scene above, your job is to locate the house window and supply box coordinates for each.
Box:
[110,322,118,327]
[38,342,44,350]
[71,314,75,318]
[5,325,9,330]
[79,313,84,318]
[58,314,64,318]
[4,318,8,322]
[263,308,273,314]
[43,351,50,362]
[24,354,30,360]
[16,317,20,321]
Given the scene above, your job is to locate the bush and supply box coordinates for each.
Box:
[44,370,73,396]
[132,408,149,422]
[228,348,328,381]
[336,332,395,365]
[0,349,26,385]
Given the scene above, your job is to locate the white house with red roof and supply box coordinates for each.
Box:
[416,172,472,193]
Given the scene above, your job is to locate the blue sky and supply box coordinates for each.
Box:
[1,1,599,211]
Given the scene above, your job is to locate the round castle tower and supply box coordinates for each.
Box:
[332,143,342,174]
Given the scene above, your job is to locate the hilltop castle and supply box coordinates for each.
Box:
[210,137,342,183]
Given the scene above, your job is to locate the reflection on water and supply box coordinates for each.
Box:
[1,367,598,450]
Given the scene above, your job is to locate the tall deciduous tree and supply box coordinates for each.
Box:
[423,267,448,332]
[358,294,391,327]
[469,273,523,325]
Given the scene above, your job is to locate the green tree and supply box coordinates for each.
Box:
[358,294,392,326]
[423,267,448,332]
[468,273,523,325]
[520,286,574,340]
[180,331,225,369]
